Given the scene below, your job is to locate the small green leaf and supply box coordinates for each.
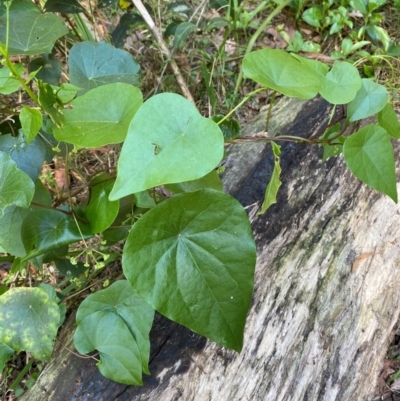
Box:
[0,287,60,361]
[84,173,119,233]
[44,0,85,13]
[320,61,362,104]
[343,124,397,202]
[111,13,144,48]
[243,48,321,99]
[122,189,256,351]
[211,115,241,141]
[258,142,282,215]
[74,281,154,384]
[0,342,14,371]
[69,42,140,94]
[38,81,64,126]
[302,5,323,28]
[110,93,224,200]
[347,79,388,122]
[19,106,43,145]
[133,191,156,209]
[0,64,23,95]
[173,22,196,49]
[28,54,62,86]
[54,83,142,148]
[377,103,400,139]
[165,170,223,194]
[0,152,34,210]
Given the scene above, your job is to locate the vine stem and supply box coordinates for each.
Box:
[131,0,195,104]
[233,0,292,95]
[9,356,35,391]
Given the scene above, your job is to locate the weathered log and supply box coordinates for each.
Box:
[20,96,400,401]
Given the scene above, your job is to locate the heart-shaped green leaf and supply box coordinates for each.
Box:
[122,189,256,351]
[54,83,142,148]
[110,93,224,200]
[319,61,361,104]
[347,79,388,122]
[0,287,60,361]
[343,124,397,202]
[74,280,154,384]
[242,48,321,99]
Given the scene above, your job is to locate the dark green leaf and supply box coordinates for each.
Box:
[69,42,140,95]
[0,0,68,56]
[0,287,60,360]
[54,83,142,148]
[54,258,87,277]
[19,106,43,145]
[211,115,241,141]
[111,14,145,48]
[74,280,154,383]
[343,124,397,202]
[206,17,231,31]
[173,22,196,49]
[44,0,85,13]
[165,170,223,193]
[110,93,224,199]
[377,103,400,139]
[28,54,61,86]
[347,78,388,122]
[122,189,256,351]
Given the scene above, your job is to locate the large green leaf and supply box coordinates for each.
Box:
[74,282,153,384]
[110,93,224,200]
[242,48,321,99]
[21,209,93,261]
[0,0,68,56]
[377,103,400,139]
[84,173,119,233]
[122,189,256,351]
[343,125,397,202]
[319,61,361,104]
[0,152,34,210]
[347,79,388,122]
[69,41,140,94]
[0,131,46,181]
[0,287,60,361]
[53,83,142,148]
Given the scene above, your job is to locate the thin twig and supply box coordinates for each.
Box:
[132,0,195,104]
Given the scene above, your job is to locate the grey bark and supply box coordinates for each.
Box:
[19,96,400,401]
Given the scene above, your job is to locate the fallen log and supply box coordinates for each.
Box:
[20,96,400,401]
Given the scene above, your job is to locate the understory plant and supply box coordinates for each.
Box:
[0,0,399,390]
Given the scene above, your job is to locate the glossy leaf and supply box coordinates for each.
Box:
[110,93,224,199]
[122,189,257,351]
[377,103,400,139]
[258,142,282,215]
[69,42,140,94]
[21,209,93,261]
[19,106,43,145]
[0,152,34,210]
[165,170,223,194]
[74,281,154,383]
[320,61,361,104]
[54,83,142,148]
[44,0,85,13]
[0,287,60,360]
[0,0,68,56]
[347,79,388,122]
[0,131,46,181]
[242,48,321,99]
[343,125,397,202]
[84,173,119,233]
[0,342,14,371]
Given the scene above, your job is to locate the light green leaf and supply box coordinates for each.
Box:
[242,48,321,99]
[320,61,362,104]
[258,142,282,215]
[0,342,14,371]
[343,124,397,202]
[0,0,68,56]
[377,103,400,139]
[173,22,196,48]
[19,107,43,145]
[122,189,256,351]
[165,170,223,194]
[69,41,140,94]
[110,93,224,200]
[84,173,119,233]
[21,209,93,261]
[53,83,142,148]
[0,152,34,210]
[0,64,24,95]
[74,281,154,383]
[0,287,60,361]
[290,53,329,77]
[133,191,156,209]
[347,79,388,122]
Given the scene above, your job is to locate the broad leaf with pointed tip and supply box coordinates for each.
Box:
[242,48,321,99]
[0,287,60,361]
[343,125,397,202]
[122,189,256,351]
[69,42,140,94]
[0,0,68,56]
[74,281,154,384]
[110,93,224,200]
[54,83,142,148]
[378,103,400,139]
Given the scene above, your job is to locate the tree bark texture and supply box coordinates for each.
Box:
[20,96,400,401]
